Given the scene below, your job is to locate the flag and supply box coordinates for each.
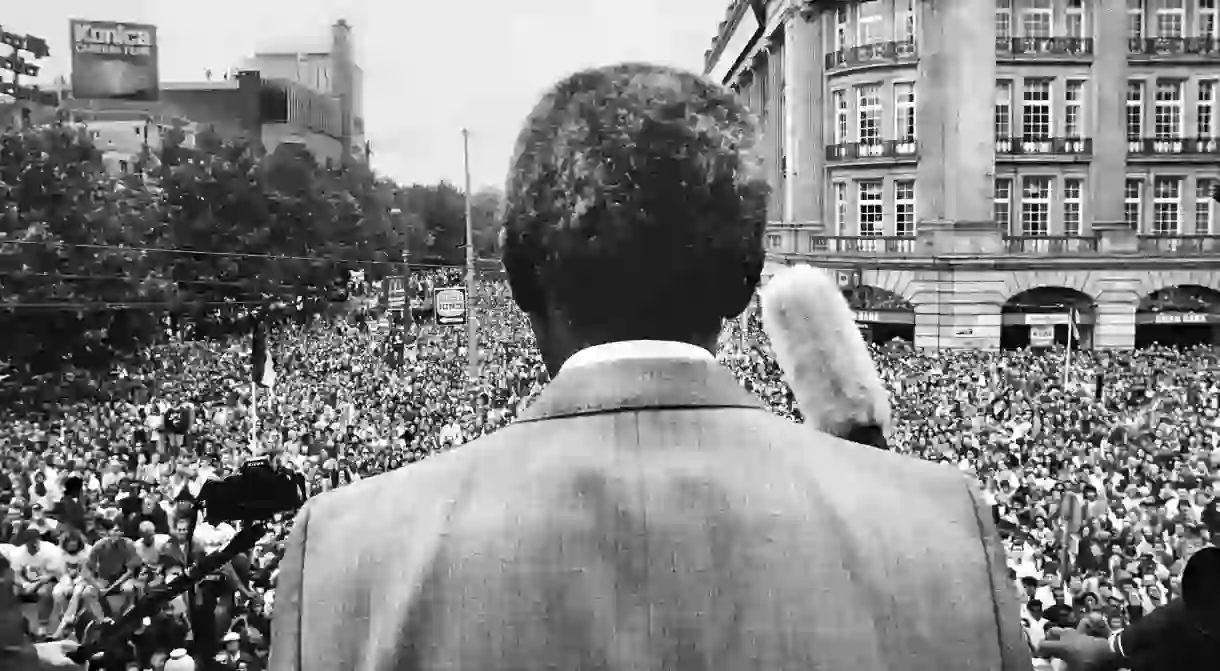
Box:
[1068,307,1080,342]
[252,321,276,388]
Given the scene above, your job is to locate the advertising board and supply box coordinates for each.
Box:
[434,287,468,326]
[69,19,159,101]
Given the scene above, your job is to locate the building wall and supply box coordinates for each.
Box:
[244,53,337,95]
[708,0,1220,240]
[262,122,344,166]
[708,0,1220,349]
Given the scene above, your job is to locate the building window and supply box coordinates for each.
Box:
[833,90,849,143]
[897,0,917,42]
[895,180,916,237]
[997,0,1013,39]
[1128,0,1145,40]
[1202,0,1218,38]
[1198,80,1216,138]
[1196,178,1217,234]
[835,6,850,51]
[1155,0,1185,38]
[856,84,881,143]
[895,82,916,141]
[118,159,129,173]
[1152,176,1182,234]
[835,182,847,234]
[1066,0,1086,37]
[1021,0,1053,37]
[767,234,782,249]
[994,178,1013,231]
[1064,178,1084,236]
[1127,80,1145,139]
[858,0,884,45]
[996,81,1013,139]
[1154,80,1183,139]
[1021,176,1052,236]
[1125,178,1144,228]
[1022,79,1052,139]
[858,181,883,236]
[1065,80,1085,138]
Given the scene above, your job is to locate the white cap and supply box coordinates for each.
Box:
[223,631,241,643]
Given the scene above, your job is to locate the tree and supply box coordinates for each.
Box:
[0,125,172,378]
[469,188,503,258]
[155,140,405,328]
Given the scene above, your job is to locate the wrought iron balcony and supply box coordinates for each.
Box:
[825,40,918,70]
[805,235,918,255]
[996,137,1092,157]
[1003,236,1098,255]
[1137,235,1220,255]
[996,37,1094,57]
[1128,37,1220,58]
[1127,137,1220,156]
[826,140,918,161]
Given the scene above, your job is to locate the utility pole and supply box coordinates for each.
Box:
[0,26,55,126]
[462,128,478,380]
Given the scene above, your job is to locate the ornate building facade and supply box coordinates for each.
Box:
[705,0,1220,349]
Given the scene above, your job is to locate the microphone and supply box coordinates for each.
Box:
[759,265,892,448]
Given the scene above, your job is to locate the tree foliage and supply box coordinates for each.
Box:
[0,123,503,385]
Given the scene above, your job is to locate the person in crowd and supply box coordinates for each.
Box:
[80,519,140,622]
[9,529,65,638]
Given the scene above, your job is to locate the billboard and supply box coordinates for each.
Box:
[69,19,159,101]
[434,287,468,326]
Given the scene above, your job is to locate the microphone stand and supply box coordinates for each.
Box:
[68,523,267,666]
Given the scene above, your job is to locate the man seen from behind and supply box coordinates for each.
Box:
[269,62,1032,671]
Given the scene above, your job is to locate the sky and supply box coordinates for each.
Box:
[7,0,729,190]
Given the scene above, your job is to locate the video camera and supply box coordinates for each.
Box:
[68,457,306,667]
[192,455,306,525]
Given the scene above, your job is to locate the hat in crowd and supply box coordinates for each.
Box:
[223,631,241,643]
[165,648,196,671]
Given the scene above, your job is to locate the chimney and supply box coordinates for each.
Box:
[331,19,354,164]
[236,70,266,156]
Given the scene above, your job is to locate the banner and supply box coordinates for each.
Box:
[434,287,468,326]
[1135,311,1220,325]
[1030,324,1054,348]
[384,276,407,309]
[69,19,159,101]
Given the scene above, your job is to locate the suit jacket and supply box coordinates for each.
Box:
[270,356,1032,671]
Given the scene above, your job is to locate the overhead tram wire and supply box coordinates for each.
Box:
[0,299,268,312]
[0,239,503,270]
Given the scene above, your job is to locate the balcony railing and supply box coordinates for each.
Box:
[1128,137,1220,156]
[825,40,918,70]
[826,140,918,161]
[1003,236,1099,254]
[1128,37,1220,57]
[996,137,1092,156]
[996,37,1093,57]
[1138,235,1220,255]
[807,235,917,255]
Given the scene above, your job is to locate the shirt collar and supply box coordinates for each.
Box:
[560,340,715,374]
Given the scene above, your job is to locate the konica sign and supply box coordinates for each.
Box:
[434,287,468,326]
[69,19,159,101]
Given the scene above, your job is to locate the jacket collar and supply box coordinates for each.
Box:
[516,356,766,423]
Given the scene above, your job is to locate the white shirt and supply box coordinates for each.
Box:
[10,542,66,582]
[561,340,715,373]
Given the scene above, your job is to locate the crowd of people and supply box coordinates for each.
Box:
[1,268,1217,670]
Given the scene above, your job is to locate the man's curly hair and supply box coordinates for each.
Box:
[501,62,769,342]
